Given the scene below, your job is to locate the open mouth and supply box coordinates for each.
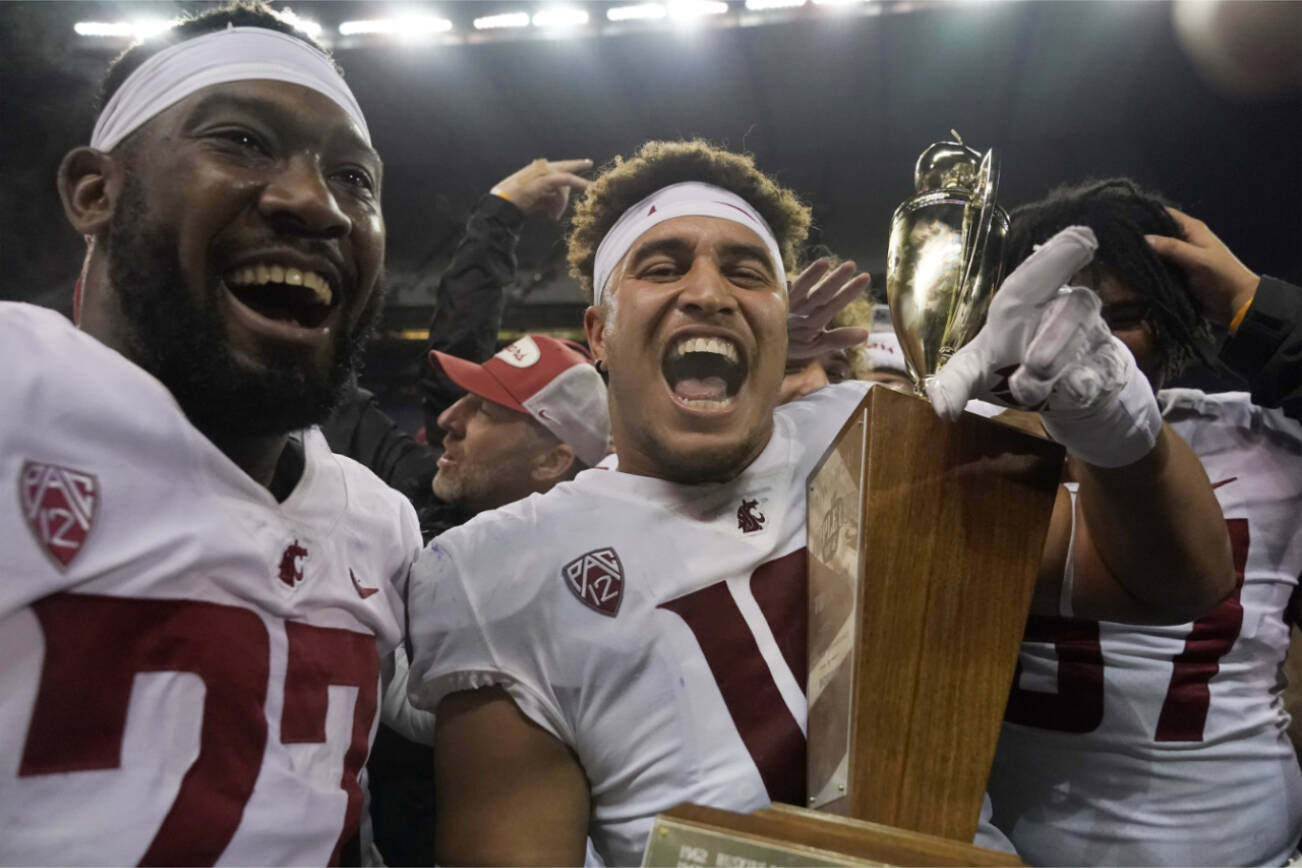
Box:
[224,263,336,329]
[661,335,746,411]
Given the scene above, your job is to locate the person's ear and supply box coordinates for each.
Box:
[531,442,577,487]
[583,304,609,371]
[57,147,122,237]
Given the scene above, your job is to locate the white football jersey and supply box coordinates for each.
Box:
[988,389,1302,867]
[0,303,421,866]
[407,380,1014,865]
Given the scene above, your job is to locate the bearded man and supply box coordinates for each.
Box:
[0,4,419,863]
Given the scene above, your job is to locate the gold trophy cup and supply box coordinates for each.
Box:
[886,133,1010,393]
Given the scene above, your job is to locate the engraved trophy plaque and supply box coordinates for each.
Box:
[885,133,1010,394]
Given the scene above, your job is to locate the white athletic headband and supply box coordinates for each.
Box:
[591,182,786,306]
[91,25,370,153]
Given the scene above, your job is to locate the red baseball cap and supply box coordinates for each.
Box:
[431,335,610,466]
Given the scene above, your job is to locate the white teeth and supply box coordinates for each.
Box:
[225,263,334,306]
[675,395,736,411]
[674,336,739,363]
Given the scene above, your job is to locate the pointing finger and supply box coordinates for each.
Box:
[998,226,1098,308]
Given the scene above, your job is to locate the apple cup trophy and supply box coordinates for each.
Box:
[642,137,1065,867]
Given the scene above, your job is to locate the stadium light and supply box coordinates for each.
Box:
[532,7,591,28]
[73,19,173,39]
[607,3,669,21]
[473,11,531,30]
[668,0,731,18]
[744,0,805,9]
[339,15,453,36]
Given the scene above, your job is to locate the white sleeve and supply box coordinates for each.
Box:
[404,536,573,746]
[379,645,436,745]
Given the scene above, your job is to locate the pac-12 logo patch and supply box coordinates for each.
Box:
[19,461,98,570]
[562,547,624,617]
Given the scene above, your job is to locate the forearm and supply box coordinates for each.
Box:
[1074,424,1234,622]
[1221,276,1302,421]
[425,194,522,361]
[420,195,523,434]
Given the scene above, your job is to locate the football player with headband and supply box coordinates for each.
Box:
[405,140,1235,866]
[0,3,420,864]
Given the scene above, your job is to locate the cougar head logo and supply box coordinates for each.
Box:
[737,499,766,534]
[278,540,308,588]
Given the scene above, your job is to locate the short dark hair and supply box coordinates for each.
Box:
[1007,178,1216,383]
[97,1,339,117]
[567,140,811,300]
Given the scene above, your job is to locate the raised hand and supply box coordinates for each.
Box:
[491,158,594,222]
[929,227,1103,417]
[786,258,872,360]
[930,226,1162,468]
[1145,207,1260,326]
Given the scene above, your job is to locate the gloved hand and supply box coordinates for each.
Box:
[929,226,1162,468]
[786,258,872,360]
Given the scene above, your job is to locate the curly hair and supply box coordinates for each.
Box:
[97,2,337,121]
[1007,178,1217,384]
[567,140,812,300]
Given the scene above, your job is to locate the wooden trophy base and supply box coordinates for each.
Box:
[806,385,1063,839]
[643,803,1019,867]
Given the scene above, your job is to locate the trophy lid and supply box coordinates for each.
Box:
[914,131,983,194]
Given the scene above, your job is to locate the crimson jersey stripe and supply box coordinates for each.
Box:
[749,548,808,692]
[659,579,807,805]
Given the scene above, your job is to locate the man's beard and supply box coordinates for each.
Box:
[634,426,764,485]
[107,178,382,440]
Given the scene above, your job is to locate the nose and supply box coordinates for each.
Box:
[677,258,736,318]
[258,154,351,239]
[437,395,474,439]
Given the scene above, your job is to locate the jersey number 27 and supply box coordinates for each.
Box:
[18,593,376,866]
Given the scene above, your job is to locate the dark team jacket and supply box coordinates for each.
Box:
[1221,275,1302,422]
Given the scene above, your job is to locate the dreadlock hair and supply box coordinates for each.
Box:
[568,140,812,300]
[97,2,338,134]
[1007,178,1217,385]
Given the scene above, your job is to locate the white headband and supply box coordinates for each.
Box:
[591,181,786,305]
[91,26,369,152]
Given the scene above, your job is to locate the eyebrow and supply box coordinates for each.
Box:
[626,237,778,278]
[183,91,381,167]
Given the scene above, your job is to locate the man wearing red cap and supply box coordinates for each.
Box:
[429,334,609,516]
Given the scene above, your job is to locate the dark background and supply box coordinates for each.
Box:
[3,0,1299,415]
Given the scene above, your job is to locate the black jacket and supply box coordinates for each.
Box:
[1221,276,1302,421]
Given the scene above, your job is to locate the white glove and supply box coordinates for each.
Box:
[929,226,1162,468]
